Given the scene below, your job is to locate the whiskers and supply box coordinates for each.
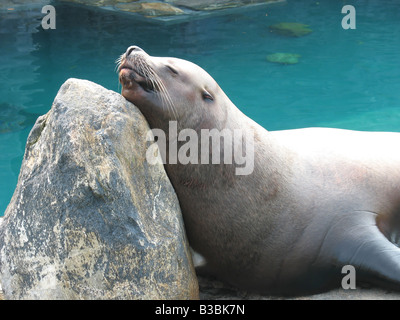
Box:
[114,53,125,73]
[115,54,124,73]
[156,77,178,121]
[116,52,179,121]
[115,54,125,92]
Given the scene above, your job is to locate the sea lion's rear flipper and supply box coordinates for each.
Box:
[320,210,400,291]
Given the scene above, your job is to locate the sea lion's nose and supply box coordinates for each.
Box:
[126,46,143,56]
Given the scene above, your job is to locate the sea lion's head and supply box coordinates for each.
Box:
[118,46,230,130]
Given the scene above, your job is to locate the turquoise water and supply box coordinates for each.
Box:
[1,0,400,216]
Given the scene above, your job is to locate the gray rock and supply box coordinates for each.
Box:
[0,78,198,300]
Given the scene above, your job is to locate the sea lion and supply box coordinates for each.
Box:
[118,45,400,295]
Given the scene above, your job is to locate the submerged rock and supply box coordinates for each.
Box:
[166,0,281,11]
[0,0,50,10]
[115,2,184,17]
[266,52,301,65]
[269,22,312,37]
[0,103,40,134]
[0,78,198,300]
[59,0,121,6]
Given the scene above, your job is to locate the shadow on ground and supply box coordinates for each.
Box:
[198,275,400,300]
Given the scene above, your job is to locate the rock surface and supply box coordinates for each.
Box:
[0,78,198,300]
[269,22,312,37]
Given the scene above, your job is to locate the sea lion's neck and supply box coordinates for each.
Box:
[162,120,280,192]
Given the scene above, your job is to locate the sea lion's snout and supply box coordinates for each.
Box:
[125,45,144,57]
[118,47,160,96]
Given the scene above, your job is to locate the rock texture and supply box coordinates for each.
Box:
[0,78,198,300]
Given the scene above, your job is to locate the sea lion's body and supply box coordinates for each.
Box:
[118,46,400,295]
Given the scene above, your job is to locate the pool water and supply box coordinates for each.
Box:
[1,0,400,216]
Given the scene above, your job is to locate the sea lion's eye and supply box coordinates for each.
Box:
[167,65,178,75]
[202,91,214,102]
